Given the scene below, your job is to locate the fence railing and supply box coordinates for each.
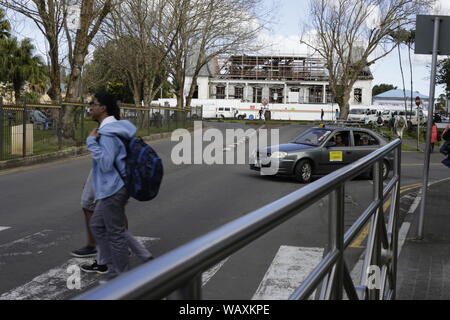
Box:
[75,138,401,300]
[0,97,202,161]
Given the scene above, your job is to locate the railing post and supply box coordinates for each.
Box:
[0,96,4,161]
[167,275,202,300]
[58,99,63,150]
[391,145,402,299]
[332,185,345,300]
[80,105,85,144]
[22,100,27,158]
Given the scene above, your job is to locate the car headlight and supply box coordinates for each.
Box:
[271,151,288,159]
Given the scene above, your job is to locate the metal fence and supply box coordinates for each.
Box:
[0,97,201,161]
[76,138,401,300]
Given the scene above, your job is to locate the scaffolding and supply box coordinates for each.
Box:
[215,55,373,82]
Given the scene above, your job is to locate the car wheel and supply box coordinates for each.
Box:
[369,160,390,180]
[294,159,313,183]
[382,160,390,180]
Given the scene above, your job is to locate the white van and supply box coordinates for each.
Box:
[347,108,381,124]
[216,107,246,120]
[382,109,426,126]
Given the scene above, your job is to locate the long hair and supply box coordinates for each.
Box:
[94,92,121,120]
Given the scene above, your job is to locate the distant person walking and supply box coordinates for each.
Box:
[335,109,340,123]
[441,124,450,168]
[321,109,324,121]
[430,121,439,153]
[259,108,263,120]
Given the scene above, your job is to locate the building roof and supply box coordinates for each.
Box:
[374,89,429,99]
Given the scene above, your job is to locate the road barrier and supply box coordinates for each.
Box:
[0,97,201,161]
[75,138,402,300]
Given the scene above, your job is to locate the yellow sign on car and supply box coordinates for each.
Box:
[329,151,343,162]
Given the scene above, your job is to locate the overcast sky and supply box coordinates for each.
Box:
[260,0,450,97]
[4,0,450,98]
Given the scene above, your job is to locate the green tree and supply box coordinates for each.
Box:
[372,84,397,97]
[0,37,47,103]
[437,58,450,93]
[0,7,10,39]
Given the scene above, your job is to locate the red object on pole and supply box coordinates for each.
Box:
[415,96,421,107]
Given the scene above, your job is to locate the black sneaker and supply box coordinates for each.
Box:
[80,261,108,274]
[71,246,97,258]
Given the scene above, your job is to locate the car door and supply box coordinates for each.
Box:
[320,130,353,174]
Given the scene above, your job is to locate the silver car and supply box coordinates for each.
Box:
[250,126,393,183]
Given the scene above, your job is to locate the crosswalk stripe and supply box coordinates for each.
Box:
[0,227,11,232]
[252,246,324,300]
[0,236,159,300]
[202,258,230,286]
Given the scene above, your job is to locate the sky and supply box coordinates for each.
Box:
[259,0,450,98]
[4,0,450,98]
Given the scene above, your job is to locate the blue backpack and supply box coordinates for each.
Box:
[115,136,164,201]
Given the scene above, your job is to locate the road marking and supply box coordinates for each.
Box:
[0,236,158,300]
[202,258,230,286]
[349,183,422,248]
[252,246,323,300]
[402,163,441,167]
[0,227,11,232]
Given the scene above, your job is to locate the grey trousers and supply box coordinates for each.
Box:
[97,231,152,265]
[90,187,130,277]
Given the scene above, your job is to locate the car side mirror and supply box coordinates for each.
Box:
[325,141,336,148]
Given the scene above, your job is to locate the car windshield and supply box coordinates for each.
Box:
[349,109,366,114]
[292,128,333,146]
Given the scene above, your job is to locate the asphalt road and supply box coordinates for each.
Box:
[0,121,449,300]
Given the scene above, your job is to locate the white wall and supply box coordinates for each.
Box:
[184,76,210,99]
[351,80,373,106]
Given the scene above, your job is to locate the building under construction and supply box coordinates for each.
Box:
[186,54,373,106]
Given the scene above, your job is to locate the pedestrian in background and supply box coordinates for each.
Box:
[321,109,324,121]
[335,109,340,123]
[430,121,438,153]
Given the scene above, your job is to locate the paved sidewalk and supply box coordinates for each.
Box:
[397,178,450,300]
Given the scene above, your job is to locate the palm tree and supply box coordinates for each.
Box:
[0,8,10,39]
[0,38,47,104]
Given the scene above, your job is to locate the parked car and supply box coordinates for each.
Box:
[250,126,393,183]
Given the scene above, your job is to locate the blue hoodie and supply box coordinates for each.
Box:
[86,120,136,200]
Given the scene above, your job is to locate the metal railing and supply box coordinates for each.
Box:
[76,138,401,300]
[0,97,201,161]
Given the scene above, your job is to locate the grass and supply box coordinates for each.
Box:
[401,144,420,152]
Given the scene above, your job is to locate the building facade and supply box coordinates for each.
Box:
[185,55,373,107]
[373,89,429,110]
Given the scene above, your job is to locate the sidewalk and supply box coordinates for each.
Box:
[396,178,450,300]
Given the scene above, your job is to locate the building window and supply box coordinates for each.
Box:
[216,86,225,99]
[270,88,283,103]
[235,87,244,100]
[354,88,362,104]
[253,87,262,103]
[193,85,199,99]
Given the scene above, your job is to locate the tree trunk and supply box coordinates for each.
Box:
[339,89,352,120]
[14,86,21,105]
[47,39,61,103]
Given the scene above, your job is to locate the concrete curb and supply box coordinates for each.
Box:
[0,131,180,171]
